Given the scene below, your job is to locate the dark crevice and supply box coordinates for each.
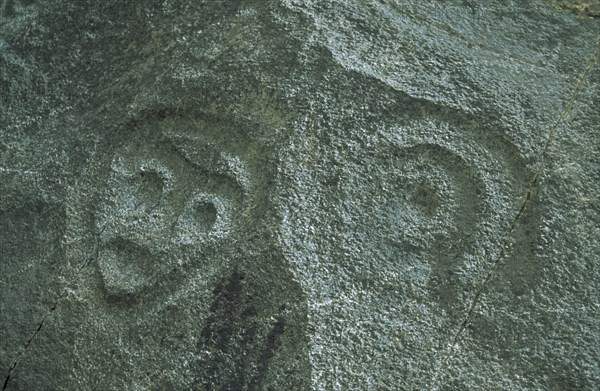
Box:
[196,270,289,391]
[2,276,85,390]
[432,40,600,388]
[2,305,57,391]
[248,314,285,391]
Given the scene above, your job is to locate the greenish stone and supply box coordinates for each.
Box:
[1,1,598,389]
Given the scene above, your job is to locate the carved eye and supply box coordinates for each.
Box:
[135,169,165,207]
[174,192,231,244]
[105,158,171,215]
[127,161,172,211]
[191,199,218,231]
[401,172,449,218]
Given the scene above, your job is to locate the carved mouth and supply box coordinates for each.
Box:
[98,237,161,298]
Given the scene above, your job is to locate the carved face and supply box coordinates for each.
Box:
[95,125,248,298]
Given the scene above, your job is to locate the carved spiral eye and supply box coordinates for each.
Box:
[394,160,454,220]
[135,169,165,208]
[191,199,218,231]
[381,143,474,250]
[409,180,443,216]
[102,158,172,219]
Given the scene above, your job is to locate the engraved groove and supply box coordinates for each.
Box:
[94,114,254,303]
[379,139,486,308]
[431,39,600,390]
[365,116,547,389]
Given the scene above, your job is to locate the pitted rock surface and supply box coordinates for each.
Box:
[1,1,599,390]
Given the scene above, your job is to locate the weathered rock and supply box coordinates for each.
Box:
[1,1,598,390]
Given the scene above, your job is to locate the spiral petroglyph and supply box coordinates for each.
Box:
[374,120,540,310]
[273,110,547,390]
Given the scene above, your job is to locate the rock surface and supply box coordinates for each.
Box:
[1,1,599,390]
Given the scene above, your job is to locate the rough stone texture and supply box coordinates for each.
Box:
[1,1,599,390]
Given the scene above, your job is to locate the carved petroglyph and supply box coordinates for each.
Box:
[378,141,482,308]
[380,143,480,250]
[95,115,250,300]
[376,120,540,309]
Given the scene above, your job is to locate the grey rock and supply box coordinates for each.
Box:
[1,1,599,390]
[587,3,600,17]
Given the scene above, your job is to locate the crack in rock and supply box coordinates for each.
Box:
[431,40,600,389]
